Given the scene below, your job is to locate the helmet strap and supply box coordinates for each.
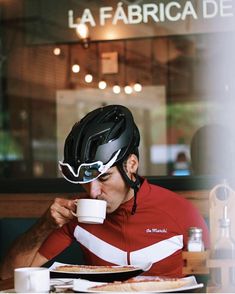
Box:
[116,165,141,215]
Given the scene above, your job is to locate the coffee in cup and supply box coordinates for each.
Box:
[72,198,107,224]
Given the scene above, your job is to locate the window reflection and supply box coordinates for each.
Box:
[0,2,234,179]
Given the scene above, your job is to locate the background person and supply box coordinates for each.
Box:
[190,124,234,177]
[0,104,209,280]
[172,151,191,176]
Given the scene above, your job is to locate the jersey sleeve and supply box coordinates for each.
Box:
[38,220,76,260]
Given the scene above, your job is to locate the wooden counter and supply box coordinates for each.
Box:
[0,193,74,218]
[0,278,13,292]
[182,251,209,275]
[0,190,209,218]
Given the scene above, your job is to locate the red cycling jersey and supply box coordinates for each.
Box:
[39,178,209,277]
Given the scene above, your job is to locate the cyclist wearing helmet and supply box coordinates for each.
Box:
[59,104,141,214]
[0,104,209,280]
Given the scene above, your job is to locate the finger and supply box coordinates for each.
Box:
[52,202,74,219]
[49,203,73,227]
[55,199,76,216]
[54,198,77,211]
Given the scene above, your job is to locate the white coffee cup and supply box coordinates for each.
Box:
[14,267,50,293]
[72,198,107,224]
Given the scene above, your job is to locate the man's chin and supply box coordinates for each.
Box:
[106,206,116,214]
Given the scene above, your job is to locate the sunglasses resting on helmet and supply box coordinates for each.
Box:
[59,149,121,184]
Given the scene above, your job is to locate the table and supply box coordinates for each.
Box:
[0,278,72,293]
[0,277,207,293]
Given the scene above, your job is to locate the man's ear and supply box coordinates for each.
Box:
[126,154,139,174]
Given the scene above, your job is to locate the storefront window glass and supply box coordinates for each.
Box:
[0,0,234,179]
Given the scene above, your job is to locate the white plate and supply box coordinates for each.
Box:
[73,275,204,292]
[50,278,74,289]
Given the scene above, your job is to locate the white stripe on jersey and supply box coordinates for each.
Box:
[74,225,183,266]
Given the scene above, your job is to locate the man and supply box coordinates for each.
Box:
[0,104,209,279]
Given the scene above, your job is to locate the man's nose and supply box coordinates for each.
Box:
[89,180,102,199]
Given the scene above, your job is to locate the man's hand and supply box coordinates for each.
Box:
[46,198,77,228]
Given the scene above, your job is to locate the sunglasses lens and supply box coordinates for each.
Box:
[80,165,101,182]
[59,162,102,183]
[59,164,78,182]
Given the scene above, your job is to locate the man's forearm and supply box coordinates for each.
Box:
[0,212,56,280]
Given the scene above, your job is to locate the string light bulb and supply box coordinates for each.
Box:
[72,64,80,73]
[75,19,90,49]
[133,82,142,92]
[85,74,93,83]
[124,85,133,95]
[112,84,121,94]
[98,80,107,90]
[53,47,61,56]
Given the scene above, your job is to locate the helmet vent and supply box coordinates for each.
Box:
[87,135,103,162]
[106,117,125,142]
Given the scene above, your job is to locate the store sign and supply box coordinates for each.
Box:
[25,0,235,44]
[68,0,234,28]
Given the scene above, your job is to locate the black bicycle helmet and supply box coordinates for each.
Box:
[64,104,140,168]
[60,104,141,214]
